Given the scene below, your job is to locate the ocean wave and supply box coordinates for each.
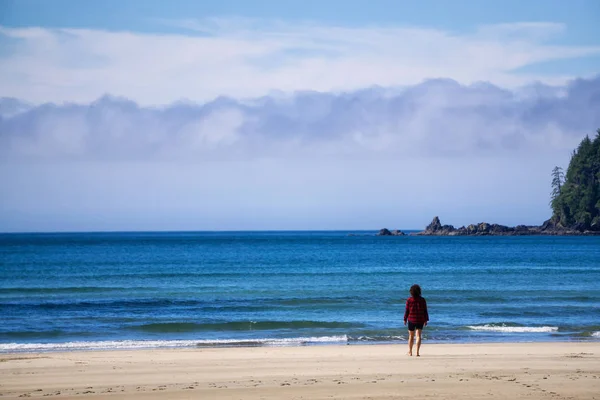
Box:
[0,296,366,310]
[277,296,360,306]
[350,335,405,342]
[478,310,555,318]
[130,320,364,333]
[0,299,202,310]
[70,271,409,280]
[0,336,348,353]
[0,286,134,294]
[0,330,70,339]
[466,324,558,333]
[592,331,600,338]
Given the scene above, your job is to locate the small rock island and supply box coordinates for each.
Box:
[379,129,600,237]
[376,228,406,236]
[413,216,589,236]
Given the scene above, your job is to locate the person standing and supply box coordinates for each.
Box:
[403,284,429,356]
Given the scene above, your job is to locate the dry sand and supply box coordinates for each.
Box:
[1,342,599,399]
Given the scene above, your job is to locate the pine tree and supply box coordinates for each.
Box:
[550,166,564,205]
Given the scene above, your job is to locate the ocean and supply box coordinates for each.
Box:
[1,231,599,353]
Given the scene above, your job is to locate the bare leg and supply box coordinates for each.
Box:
[415,329,422,356]
[408,330,415,356]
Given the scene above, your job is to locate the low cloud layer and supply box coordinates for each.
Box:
[1,76,599,162]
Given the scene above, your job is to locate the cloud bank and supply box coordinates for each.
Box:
[1,76,599,162]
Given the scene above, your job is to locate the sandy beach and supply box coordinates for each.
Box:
[1,342,599,399]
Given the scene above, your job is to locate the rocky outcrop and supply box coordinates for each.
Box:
[413,216,596,236]
[377,228,406,236]
[423,216,458,235]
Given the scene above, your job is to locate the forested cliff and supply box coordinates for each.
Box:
[550,129,600,232]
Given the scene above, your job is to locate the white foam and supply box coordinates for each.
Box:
[0,335,348,353]
[591,331,600,338]
[353,335,405,341]
[467,325,558,333]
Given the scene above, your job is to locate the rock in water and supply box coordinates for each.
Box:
[413,216,593,236]
[421,216,455,235]
[425,216,442,232]
[376,228,406,236]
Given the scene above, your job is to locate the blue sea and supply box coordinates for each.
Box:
[1,232,599,353]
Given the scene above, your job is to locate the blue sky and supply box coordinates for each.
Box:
[1,0,599,104]
[0,0,599,232]
[1,0,599,39]
[2,0,600,103]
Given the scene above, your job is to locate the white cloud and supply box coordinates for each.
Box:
[176,108,243,150]
[0,20,598,105]
[2,76,598,163]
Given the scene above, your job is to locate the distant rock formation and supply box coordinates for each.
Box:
[413,216,595,236]
[376,228,406,236]
[376,131,600,237]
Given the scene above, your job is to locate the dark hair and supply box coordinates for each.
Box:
[410,284,422,298]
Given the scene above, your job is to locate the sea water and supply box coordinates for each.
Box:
[1,232,599,352]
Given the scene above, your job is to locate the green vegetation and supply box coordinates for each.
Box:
[551,129,600,231]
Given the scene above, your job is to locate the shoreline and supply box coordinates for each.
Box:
[3,334,599,354]
[2,342,599,399]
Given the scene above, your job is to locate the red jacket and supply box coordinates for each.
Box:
[404,296,429,324]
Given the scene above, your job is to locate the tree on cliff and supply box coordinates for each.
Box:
[550,166,564,206]
[551,129,600,231]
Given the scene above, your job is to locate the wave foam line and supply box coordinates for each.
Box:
[467,325,558,333]
[0,335,348,353]
[591,331,600,338]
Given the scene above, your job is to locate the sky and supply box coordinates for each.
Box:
[0,0,599,232]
